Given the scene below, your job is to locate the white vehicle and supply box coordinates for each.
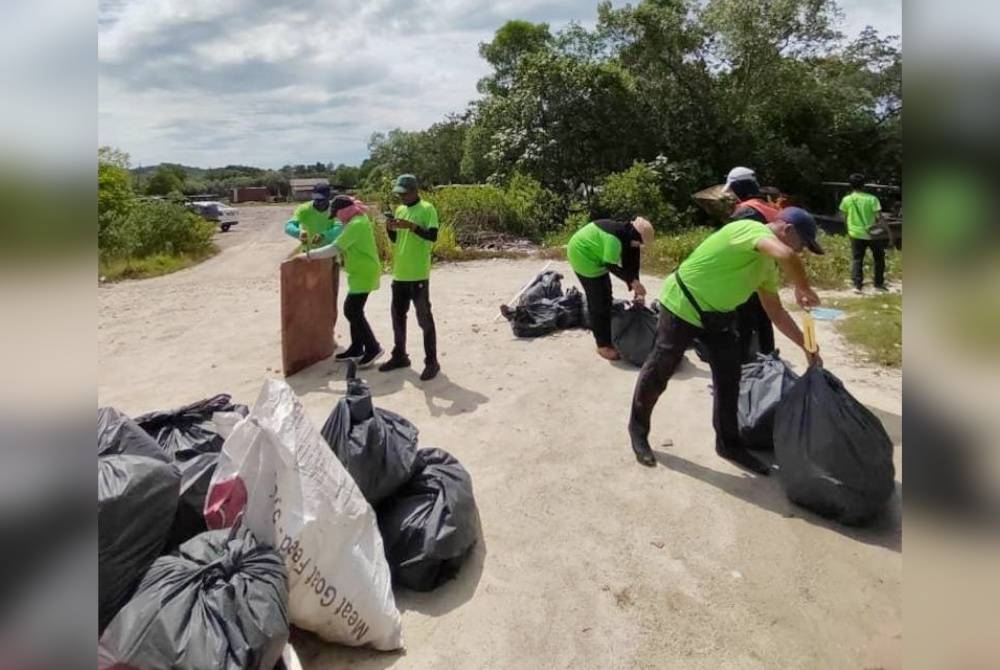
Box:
[187,201,239,232]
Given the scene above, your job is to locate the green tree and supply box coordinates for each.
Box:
[98,146,135,250]
[146,165,185,195]
[477,20,553,95]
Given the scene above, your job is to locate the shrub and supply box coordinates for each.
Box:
[596,163,678,230]
[544,209,589,246]
[101,199,215,261]
[641,227,715,275]
[502,172,565,238]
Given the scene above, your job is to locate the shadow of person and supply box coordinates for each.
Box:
[370,369,490,417]
[653,449,902,553]
[396,518,487,616]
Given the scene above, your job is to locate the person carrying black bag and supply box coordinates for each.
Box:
[627,208,825,471]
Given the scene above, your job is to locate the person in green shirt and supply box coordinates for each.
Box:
[840,173,887,293]
[566,217,654,360]
[379,174,441,381]
[284,183,344,331]
[627,208,824,473]
[298,195,383,368]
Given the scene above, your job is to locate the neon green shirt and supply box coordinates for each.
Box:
[291,202,342,252]
[391,199,439,281]
[335,214,381,294]
[659,220,780,328]
[839,191,882,240]
[566,221,622,278]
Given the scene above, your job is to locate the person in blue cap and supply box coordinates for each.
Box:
[626,207,825,472]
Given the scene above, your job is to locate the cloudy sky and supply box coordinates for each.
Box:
[97,0,901,169]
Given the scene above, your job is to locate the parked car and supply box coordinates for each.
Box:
[186,201,239,232]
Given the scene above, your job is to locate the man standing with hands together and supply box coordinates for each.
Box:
[380,174,441,381]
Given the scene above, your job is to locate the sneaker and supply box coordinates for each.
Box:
[420,361,441,381]
[597,346,620,361]
[335,347,363,361]
[358,347,384,369]
[378,355,411,372]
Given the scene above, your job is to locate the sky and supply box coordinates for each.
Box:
[97,0,902,170]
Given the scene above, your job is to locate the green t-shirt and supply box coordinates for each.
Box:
[566,221,622,278]
[839,191,881,240]
[392,199,439,281]
[292,202,342,252]
[659,220,780,328]
[335,214,381,294]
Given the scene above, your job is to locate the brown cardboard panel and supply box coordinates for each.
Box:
[280,257,338,376]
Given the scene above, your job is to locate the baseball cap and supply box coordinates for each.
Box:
[777,207,825,255]
[311,183,332,201]
[725,166,756,186]
[393,174,418,193]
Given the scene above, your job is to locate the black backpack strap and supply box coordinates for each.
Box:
[675,272,706,322]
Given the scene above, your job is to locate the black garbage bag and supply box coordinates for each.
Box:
[321,364,419,505]
[506,299,562,338]
[135,394,248,459]
[555,287,588,329]
[774,367,896,525]
[98,454,181,633]
[611,301,658,367]
[738,352,800,450]
[135,395,249,549]
[98,407,169,462]
[377,448,480,592]
[517,270,563,306]
[98,528,289,670]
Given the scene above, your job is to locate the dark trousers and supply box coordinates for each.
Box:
[851,237,887,289]
[391,280,437,364]
[343,293,379,354]
[629,309,742,451]
[577,273,613,348]
[735,293,775,362]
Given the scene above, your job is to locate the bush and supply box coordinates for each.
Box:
[544,209,589,247]
[641,227,715,275]
[596,163,679,230]
[101,200,215,261]
[503,172,565,238]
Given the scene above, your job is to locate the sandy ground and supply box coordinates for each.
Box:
[98,204,902,670]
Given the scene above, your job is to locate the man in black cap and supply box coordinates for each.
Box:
[627,207,825,473]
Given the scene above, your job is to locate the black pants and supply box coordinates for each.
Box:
[735,293,775,363]
[629,309,742,451]
[391,280,437,364]
[343,293,379,354]
[851,237,887,289]
[577,273,613,348]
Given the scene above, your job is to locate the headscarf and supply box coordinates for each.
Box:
[330,195,370,224]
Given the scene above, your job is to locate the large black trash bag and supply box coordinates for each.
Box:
[98,406,169,461]
[507,299,562,338]
[98,454,181,633]
[135,394,248,458]
[99,528,289,670]
[738,352,800,450]
[321,363,419,505]
[555,287,588,329]
[611,301,658,367]
[135,395,249,549]
[377,448,480,591]
[774,367,896,525]
[517,270,563,306]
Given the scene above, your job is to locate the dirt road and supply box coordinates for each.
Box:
[98,204,902,669]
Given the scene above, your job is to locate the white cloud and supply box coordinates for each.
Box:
[98,0,903,168]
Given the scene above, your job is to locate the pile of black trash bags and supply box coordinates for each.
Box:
[610,300,658,367]
[98,373,480,667]
[322,363,481,592]
[501,270,589,338]
[738,353,896,525]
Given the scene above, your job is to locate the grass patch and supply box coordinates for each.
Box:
[99,246,218,281]
[804,233,903,289]
[828,293,902,367]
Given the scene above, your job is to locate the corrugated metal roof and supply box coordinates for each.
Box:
[289,178,329,189]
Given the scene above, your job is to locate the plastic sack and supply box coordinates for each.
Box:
[377,448,480,592]
[774,367,896,525]
[320,365,419,506]
[98,528,289,670]
[98,454,181,633]
[204,379,403,650]
[555,287,588,329]
[98,407,169,462]
[611,301,658,367]
[135,395,249,549]
[507,299,562,338]
[517,270,563,306]
[135,394,248,458]
[737,352,800,450]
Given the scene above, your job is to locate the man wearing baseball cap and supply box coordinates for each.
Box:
[284,182,344,335]
[626,207,824,473]
[380,174,442,381]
